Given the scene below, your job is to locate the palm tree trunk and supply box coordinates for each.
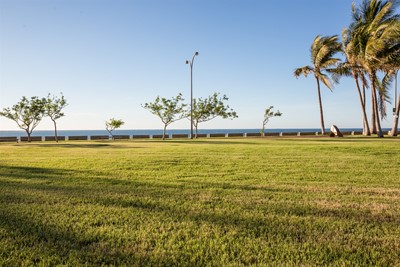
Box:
[362,83,370,135]
[370,73,383,137]
[390,93,400,136]
[362,84,366,109]
[315,76,326,135]
[53,120,58,142]
[354,75,371,136]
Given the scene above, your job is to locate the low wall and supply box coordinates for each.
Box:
[0,130,374,143]
[113,135,130,140]
[228,133,245,137]
[152,134,165,139]
[21,136,42,142]
[172,134,189,139]
[90,135,109,140]
[131,135,150,139]
[68,136,87,141]
[246,133,261,137]
[0,136,18,142]
[209,133,226,138]
[45,136,66,141]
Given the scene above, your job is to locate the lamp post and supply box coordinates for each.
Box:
[186,51,199,139]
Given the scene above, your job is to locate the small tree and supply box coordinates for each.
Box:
[142,93,187,140]
[262,106,282,136]
[191,92,238,138]
[0,96,46,142]
[44,93,68,142]
[105,118,124,140]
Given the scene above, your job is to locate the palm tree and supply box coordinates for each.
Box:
[391,70,399,136]
[350,0,400,137]
[339,26,371,135]
[294,35,342,135]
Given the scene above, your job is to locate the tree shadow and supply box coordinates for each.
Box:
[28,142,146,149]
[140,139,262,146]
[1,164,399,265]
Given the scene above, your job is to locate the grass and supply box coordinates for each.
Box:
[1,137,400,266]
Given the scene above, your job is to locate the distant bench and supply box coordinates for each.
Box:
[0,136,18,142]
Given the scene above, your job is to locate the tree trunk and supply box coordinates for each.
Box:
[370,73,383,137]
[362,83,366,109]
[390,93,400,136]
[315,76,326,135]
[163,125,167,140]
[370,88,377,134]
[53,120,58,142]
[106,128,114,140]
[195,123,199,139]
[354,75,371,136]
[262,124,265,137]
[26,130,31,142]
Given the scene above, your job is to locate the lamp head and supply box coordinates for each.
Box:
[185,60,189,64]
[195,52,199,56]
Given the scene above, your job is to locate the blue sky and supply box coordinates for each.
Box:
[0,0,398,131]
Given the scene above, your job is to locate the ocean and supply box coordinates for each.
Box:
[0,128,378,137]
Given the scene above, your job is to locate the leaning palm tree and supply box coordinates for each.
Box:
[351,0,400,137]
[341,24,372,136]
[390,69,399,136]
[294,35,342,135]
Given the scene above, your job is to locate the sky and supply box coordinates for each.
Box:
[0,0,398,131]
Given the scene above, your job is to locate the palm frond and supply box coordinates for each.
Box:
[294,66,313,78]
[318,73,333,91]
[328,62,353,83]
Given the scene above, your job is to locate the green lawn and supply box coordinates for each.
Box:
[1,137,400,266]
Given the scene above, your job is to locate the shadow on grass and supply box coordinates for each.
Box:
[2,164,398,225]
[1,164,399,265]
[138,139,262,146]
[0,205,171,266]
[25,142,147,149]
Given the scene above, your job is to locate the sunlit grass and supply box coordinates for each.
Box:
[1,137,400,266]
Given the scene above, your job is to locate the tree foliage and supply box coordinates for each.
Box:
[262,106,282,136]
[105,118,124,140]
[0,96,46,142]
[294,35,342,135]
[44,93,68,142]
[143,93,187,139]
[340,0,400,137]
[191,92,238,138]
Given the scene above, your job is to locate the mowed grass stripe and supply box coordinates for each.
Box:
[1,138,400,266]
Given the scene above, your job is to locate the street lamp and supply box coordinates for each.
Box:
[186,51,199,139]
